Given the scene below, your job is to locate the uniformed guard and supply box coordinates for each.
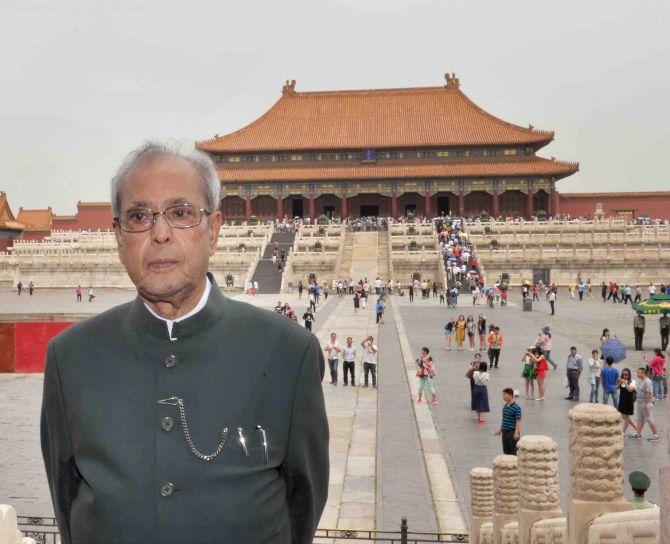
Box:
[628,471,657,510]
[40,140,329,544]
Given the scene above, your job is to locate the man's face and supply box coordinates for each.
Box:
[347,338,352,346]
[503,392,512,403]
[331,333,337,341]
[113,156,222,302]
[570,348,577,356]
[637,369,645,380]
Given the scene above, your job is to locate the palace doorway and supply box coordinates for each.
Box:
[437,196,450,215]
[291,199,304,218]
[360,204,380,217]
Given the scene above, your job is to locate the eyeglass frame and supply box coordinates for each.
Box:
[113,203,212,233]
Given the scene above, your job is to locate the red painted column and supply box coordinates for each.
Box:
[458,191,465,216]
[423,193,431,218]
[245,197,253,221]
[276,197,284,219]
[391,193,398,220]
[308,196,316,220]
[219,198,226,223]
[341,196,348,219]
[526,191,534,219]
[492,191,500,218]
[551,188,560,217]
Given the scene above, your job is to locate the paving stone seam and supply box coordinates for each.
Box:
[311,298,378,536]
[336,303,378,532]
[389,295,467,534]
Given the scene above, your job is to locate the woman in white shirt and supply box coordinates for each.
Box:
[587,349,601,403]
[472,362,490,424]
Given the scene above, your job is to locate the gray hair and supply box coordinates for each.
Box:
[110,139,221,217]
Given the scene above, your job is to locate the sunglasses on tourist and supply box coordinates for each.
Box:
[115,203,211,233]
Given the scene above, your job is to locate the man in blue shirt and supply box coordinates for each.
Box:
[495,388,522,455]
[601,356,620,408]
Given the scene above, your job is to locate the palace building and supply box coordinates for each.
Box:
[196,73,579,220]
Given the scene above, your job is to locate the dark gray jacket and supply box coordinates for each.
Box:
[41,275,329,543]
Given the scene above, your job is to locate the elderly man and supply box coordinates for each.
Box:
[40,141,329,544]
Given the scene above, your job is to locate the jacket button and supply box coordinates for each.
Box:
[161,417,175,432]
[164,355,178,368]
[160,482,175,497]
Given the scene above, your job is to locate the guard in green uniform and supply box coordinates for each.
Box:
[41,142,329,544]
[628,471,657,510]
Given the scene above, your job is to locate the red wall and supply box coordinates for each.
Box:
[560,192,670,220]
[19,231,49,241]
[76,205,114,230]
[0,323,15,372]
[0,322,73,373]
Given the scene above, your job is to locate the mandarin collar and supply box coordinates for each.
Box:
[130,272,226,341]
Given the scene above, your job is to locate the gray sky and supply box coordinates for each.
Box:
[1,0,668,214]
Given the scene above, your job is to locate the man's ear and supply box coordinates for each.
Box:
[113,220,123,248]
[208,210,223,256]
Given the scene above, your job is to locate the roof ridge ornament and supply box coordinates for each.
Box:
[282,79,297,95]
[444,72,460,90]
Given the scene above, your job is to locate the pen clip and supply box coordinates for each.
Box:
[237,427,249,457]
[157,397,180,406]
[256,425,269,464]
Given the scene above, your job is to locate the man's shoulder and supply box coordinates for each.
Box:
[50,300,135,351]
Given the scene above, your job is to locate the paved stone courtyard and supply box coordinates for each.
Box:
[0,287,667,533]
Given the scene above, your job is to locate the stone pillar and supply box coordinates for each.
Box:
[501,521,518,543]
[493,455,519,544]
[470,467,494,544]
[479,522,494,544]
[492,191,500,218]
[391,192,398,220]
[308,196,316,220]
[525,191,534,219]
[341,196,348,219]
[458,190,465,217]
[567,404,630,544]
[423,193,432,218]
[276,196,284,219]
[517,435,562,544]
[0,504,36,544]
[661,398,670,543]
[551,188,560,217]
[244,197,253,221]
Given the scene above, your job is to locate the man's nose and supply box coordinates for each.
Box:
[151,213,172,243]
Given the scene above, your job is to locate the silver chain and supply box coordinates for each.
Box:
[162,397,228,462]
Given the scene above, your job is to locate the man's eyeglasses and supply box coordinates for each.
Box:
[115,203,211,233]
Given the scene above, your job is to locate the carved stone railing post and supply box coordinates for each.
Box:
[470,467,494,544]
[517,435,562,544]
[567,404,630,544]
[0,505,36,544]
[479,522,494,544]
[493,455,519,544]
[661,398,670,543]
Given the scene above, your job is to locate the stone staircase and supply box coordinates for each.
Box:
[251,231,295,294]
[335,230,355,281]
[377,230,392,283]
[350,231,378,283]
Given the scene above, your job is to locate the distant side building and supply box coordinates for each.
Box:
[0,192,23,251]
[16,206,53,241]
[560,191,670,220]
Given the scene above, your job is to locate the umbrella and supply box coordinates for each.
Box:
[600,337,627,363]
[633,294,670,315]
